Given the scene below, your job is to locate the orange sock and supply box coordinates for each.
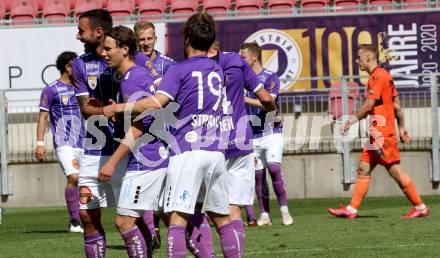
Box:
[400,174,423,206]
[349,175,371,209]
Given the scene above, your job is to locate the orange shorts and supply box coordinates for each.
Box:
[360,135,400,166]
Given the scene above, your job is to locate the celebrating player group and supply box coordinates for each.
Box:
[35,8,428,258]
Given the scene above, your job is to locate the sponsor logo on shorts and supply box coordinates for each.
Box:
[180,190,191,202]
[185,131,199,143]
[72,159,80,170]
[134,186,141,204]
[79,186,92,204]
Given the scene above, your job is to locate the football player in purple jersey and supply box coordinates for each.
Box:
[36,51,85,233]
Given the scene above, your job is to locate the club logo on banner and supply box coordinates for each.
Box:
[245,29,302,91]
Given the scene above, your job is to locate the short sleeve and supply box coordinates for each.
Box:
[134,51,161,83]
[242,58,263,93]
[72,58,89,97]
[39,87,53,111]
[391,81,398,98]
[367,72,386,100]
[162,58,176,75]
[266,73,280,97]
[156,64,180,101]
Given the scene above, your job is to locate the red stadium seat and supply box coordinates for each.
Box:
[236,0,264,16]
[171,0,199,19]
[0,1,5,20]
[138,0,166,20]
[70,0,75,9]
[10,0,38,25]
[74,0,103,17]
[403,0,428,9]
[203,0,231,17]
[37,0,44,10]
[300,0,327,13]
[43,0,70,24]
[368,0,393,11]
[268,0,295,15]
[334,0,361,12]
[107,0,135,18]
[329,82,360,121]
[4,0,14,12]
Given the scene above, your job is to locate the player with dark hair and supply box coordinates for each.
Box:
[207,40,276,255]
[240,42,294,226]
[133,20,176,248]
[328,44,429,219]
[73,9,129,258]
[36,51,85,233]
[97,25,169,257]
[103,12,241,258]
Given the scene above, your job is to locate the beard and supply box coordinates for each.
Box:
[83,41,100,54]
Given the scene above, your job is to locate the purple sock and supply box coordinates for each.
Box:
[231,219,245,256]
[255,170,269,213]
[187,212,214,257]
[168,225,187,258]
[84,232,106,258]
[245,205,256,221]
[262,172,271,213]
[142,211,157,237]
[268,163,288,207]
[217,222,240,258]
[121,226,148,258]
[65,187,80,221]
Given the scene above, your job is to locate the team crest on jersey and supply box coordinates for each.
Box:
[61,95,69,105]
[245,29,302,91]
[87,76,97,90]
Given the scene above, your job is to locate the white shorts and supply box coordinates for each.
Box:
[56,146,83,176]
[253,133,283,170]
[117,168,167,218]
[226,153,255,206]
[78,154,128,210]
[163,150,229,215]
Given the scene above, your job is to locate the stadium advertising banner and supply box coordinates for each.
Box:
[0,23,166,90]
[167,11,440,93]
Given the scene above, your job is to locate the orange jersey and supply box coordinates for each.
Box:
[366,67,398,137]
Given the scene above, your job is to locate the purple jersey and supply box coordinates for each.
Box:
[72,52,121,156]
[134,51,162,85]
[151,50,175,77]
[39,80,85,149]
[120,65,169,171]
[157,55,225,156]
[246,68,282,138]
[215,52,263,158]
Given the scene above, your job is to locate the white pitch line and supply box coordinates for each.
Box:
[152,243,440,257]
[241,243,440,256]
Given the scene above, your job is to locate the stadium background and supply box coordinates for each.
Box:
[0,1,439,209]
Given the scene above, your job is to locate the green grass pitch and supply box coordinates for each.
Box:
[1,196,440,257]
